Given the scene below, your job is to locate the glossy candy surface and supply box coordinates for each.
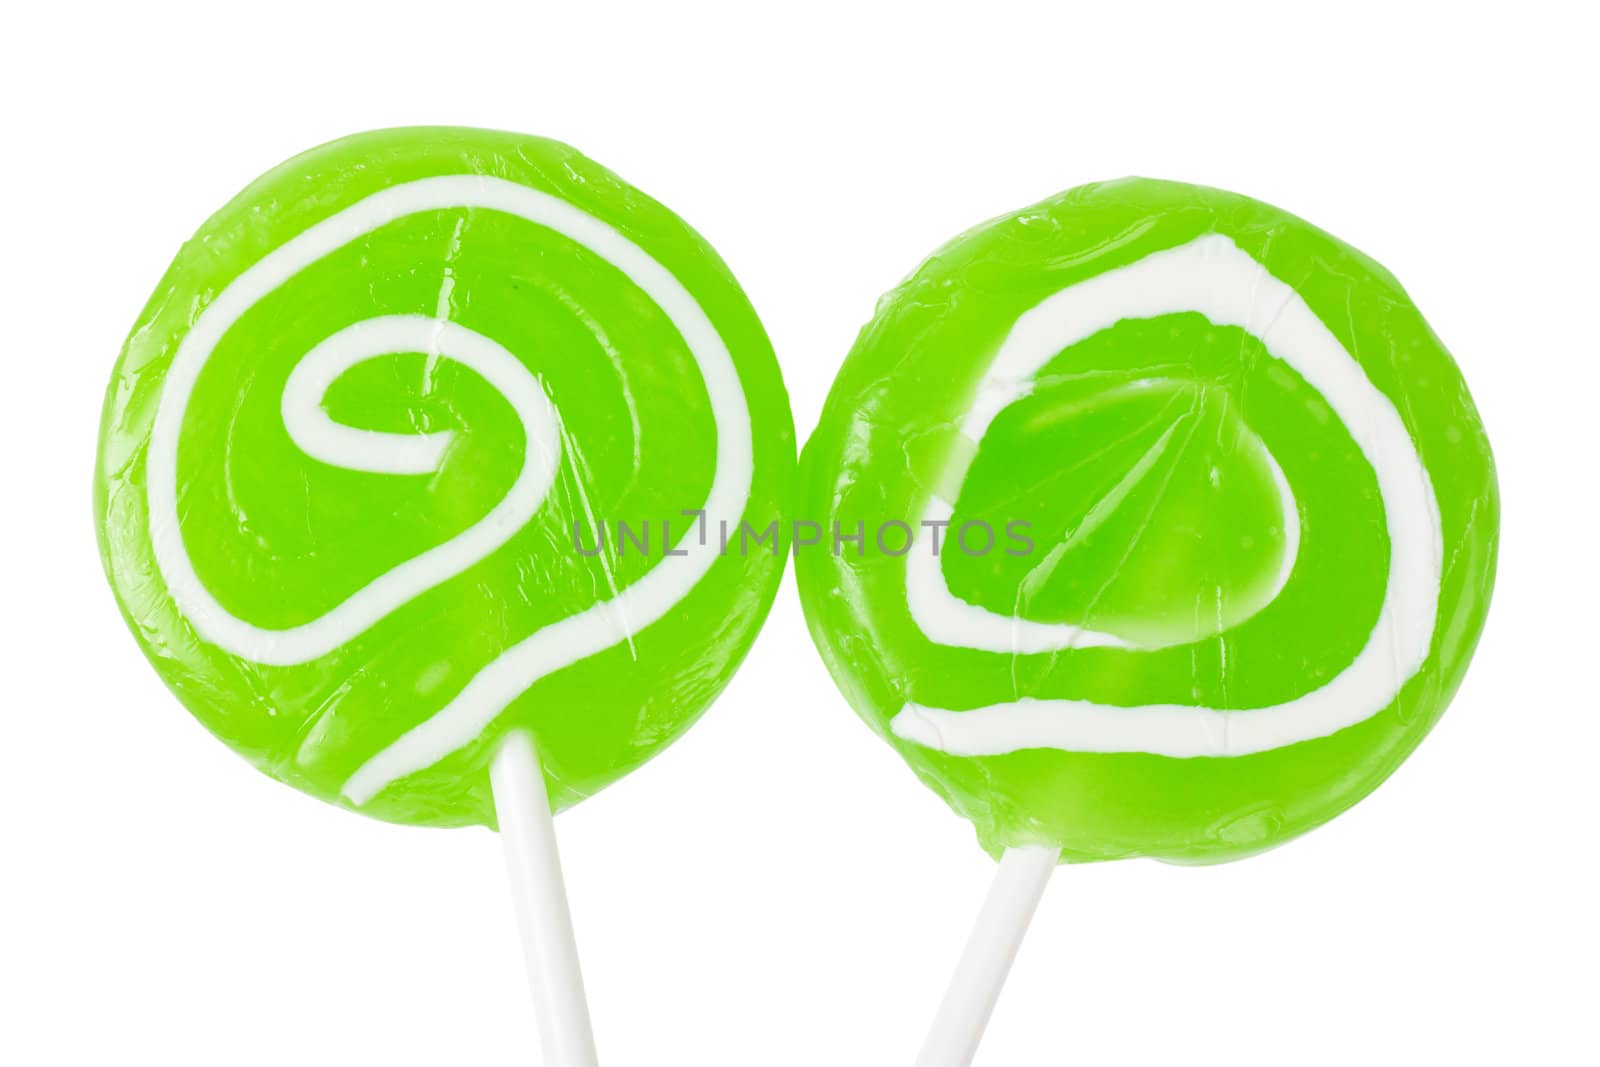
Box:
[798,178,1497,863]
[97,128,795,828]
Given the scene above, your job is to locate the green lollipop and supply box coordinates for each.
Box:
[97,127,794,825]
[797,178,1497,1064]
[96,128,794,1062]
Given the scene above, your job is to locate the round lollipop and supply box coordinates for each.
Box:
[96,127,795,1062]
[797,177,1497,1065]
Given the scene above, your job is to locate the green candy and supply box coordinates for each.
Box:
[798,178,1497,864]
[96,128,795,828]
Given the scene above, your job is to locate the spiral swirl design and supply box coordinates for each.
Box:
[146,175,753,803]
[889,235,1444,758]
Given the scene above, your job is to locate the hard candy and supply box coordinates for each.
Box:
[97,127,795,827]
[798,178,1497,862]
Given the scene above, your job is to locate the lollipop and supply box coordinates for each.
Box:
[797,178,1497,1065]
[96,127,794,1062]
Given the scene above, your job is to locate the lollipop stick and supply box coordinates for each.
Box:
[490,731,599,1067]
[914,845,1059,1067]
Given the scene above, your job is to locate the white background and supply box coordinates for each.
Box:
[3,3,1596,1064]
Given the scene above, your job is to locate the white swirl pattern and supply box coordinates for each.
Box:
[147,176,752,804]
[889,235,1443,759]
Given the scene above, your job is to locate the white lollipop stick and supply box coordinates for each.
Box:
[490,731,600,1067]
[914,845,1059,1067]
